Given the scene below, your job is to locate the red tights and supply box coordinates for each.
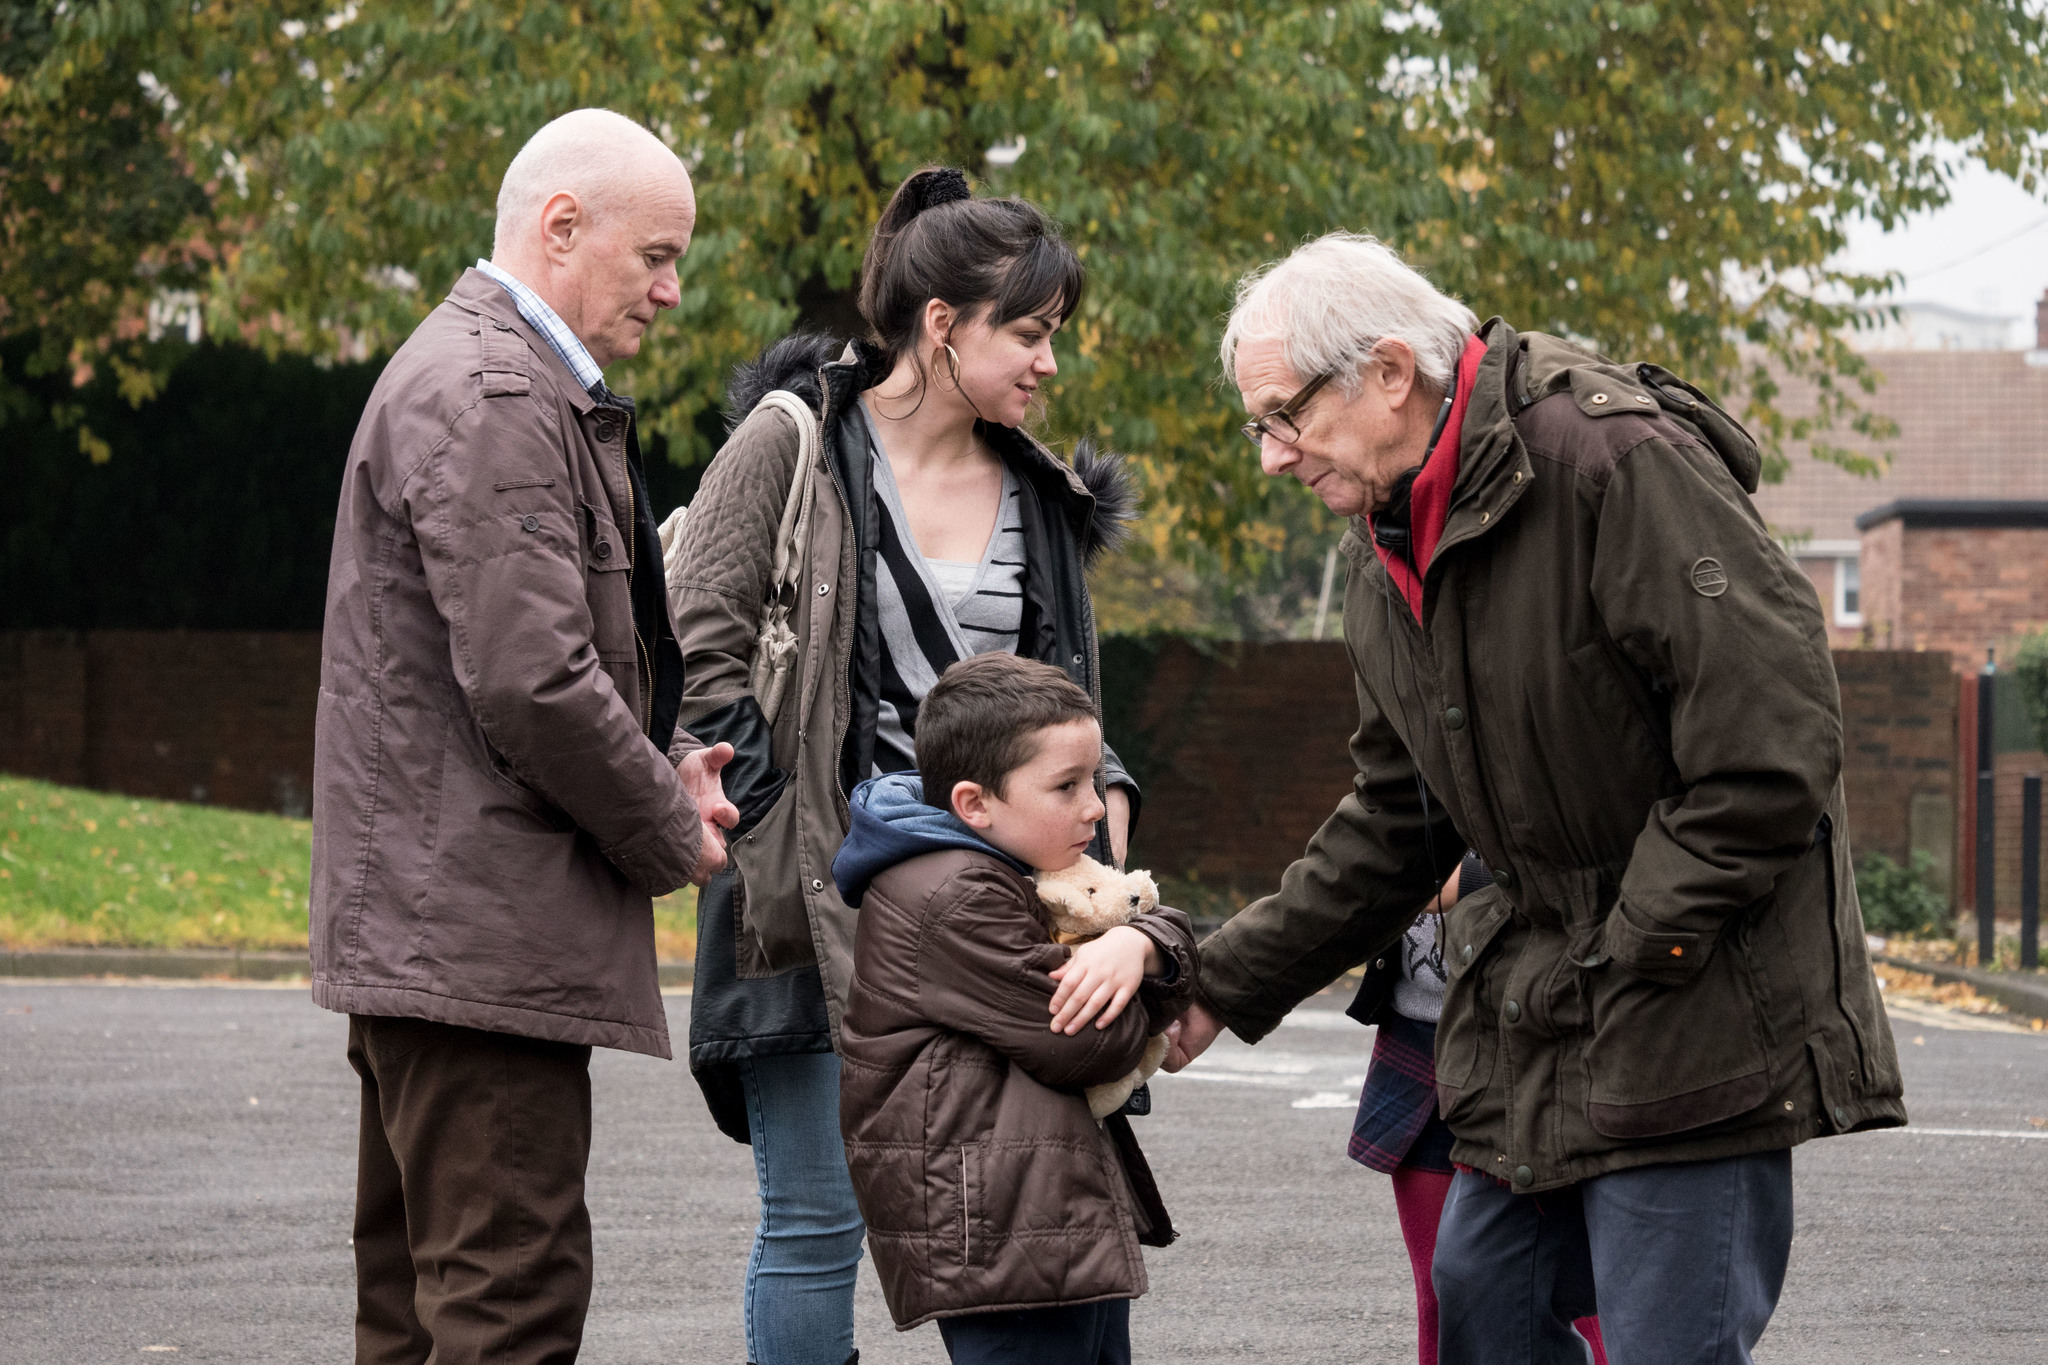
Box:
[1391,1167,1608,1365]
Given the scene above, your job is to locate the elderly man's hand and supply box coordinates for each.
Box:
[1162,1001,1224,1072]
[676,743,740,886]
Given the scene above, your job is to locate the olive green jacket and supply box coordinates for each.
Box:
[1199,320,1906,1191]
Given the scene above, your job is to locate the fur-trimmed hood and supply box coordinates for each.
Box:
[723,333,1137,566]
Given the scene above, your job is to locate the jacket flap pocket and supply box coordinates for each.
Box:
[1584,938,1770,1138]
[579,499,629,573]
[1599,901,1703,984]
[1441,885,1509,982]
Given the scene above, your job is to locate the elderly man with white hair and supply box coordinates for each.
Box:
[310,108,739,1363]
[1163,233,1904,1362]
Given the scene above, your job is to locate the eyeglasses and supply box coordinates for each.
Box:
[1240,370,1336,449]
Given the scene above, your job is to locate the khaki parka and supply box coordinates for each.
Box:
[1199,320,1907,1191]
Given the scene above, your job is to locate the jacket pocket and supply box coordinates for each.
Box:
[1582,915,1771,1138]
[578,498,634,664]
[1434,886,1511,1095]
[481,733,575,833]
[729,779,814,973]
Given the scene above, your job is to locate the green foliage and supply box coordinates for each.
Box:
[1855,850,1948,940]
[0,1,215,454]
[2012,627,2048,758]
[7,0,2046,579]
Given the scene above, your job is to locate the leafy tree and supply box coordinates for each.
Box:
[0,1,213,456]
[6,0,2046,591]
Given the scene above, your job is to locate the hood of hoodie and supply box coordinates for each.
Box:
[831,772,1031,908]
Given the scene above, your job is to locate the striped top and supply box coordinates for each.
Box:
[863,399,1028,776]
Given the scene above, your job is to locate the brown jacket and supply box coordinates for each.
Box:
[310,270,707,1059]
[838,848,1194,1329]
[1200,321,1906,1191]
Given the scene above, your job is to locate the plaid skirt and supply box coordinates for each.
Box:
[1348,1011,1456,1175]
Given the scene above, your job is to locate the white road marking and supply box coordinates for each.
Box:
[1277,1010,1367,1031]
[1874,1126,2048,1141]
[1880,997,2040,1034]
[1291,1092,1360,1109]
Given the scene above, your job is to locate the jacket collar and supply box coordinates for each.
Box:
[1424,318,1537,568]
[447,268,599,417]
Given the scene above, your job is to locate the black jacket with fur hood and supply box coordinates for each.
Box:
[665,333,1141,1140]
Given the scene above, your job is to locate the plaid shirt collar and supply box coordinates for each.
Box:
[474,259,605,396]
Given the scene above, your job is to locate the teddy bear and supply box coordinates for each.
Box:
[1032,854,1173,1121]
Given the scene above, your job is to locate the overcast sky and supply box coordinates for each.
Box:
[1835,160,2048,347]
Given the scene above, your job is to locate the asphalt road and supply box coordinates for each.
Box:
[2,981,2043,1365]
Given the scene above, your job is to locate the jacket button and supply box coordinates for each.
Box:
[1374,958,1386,970]
[1513,1165,1534,1188]
[594,540,612,560]
[1590,393,1610,406]
[1503,999,1521,1023]
[1493,866,1515,890]
[811,879,824,892]
[1833,1105,1848,1126]
[1444,706,1465,730]
[817,583,830,595]
[595,422,617,442]
[1635,394,1653,406]
[1073,654,1084,665]
[521,515,540,533]
[1460,943,1475,965]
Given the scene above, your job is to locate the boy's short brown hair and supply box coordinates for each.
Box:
[918,654,1098,806]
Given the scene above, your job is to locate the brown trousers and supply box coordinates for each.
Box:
[347,1014,594,1365]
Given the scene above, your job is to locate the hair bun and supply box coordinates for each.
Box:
[909,167,972,215]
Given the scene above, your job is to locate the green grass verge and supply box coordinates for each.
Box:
[1,774,697,957]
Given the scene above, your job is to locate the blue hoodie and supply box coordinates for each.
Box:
[831,773,1032,909]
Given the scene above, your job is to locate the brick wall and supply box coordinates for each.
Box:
[1,631,1969,902]
[1108,639,1956,907]
[1859,523,2048,666]
[1789,555,1863,649]
[1832,650,1958,899]
[0,631,322,814]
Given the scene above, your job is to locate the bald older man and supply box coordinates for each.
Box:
[311,108,739,1364]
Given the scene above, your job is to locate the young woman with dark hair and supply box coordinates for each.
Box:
[662,167,1141,1365]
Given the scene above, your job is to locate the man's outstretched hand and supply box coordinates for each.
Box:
[676,742,740,886]
[1162,1000,1224,1072]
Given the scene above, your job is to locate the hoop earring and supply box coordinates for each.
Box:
[938,343,963,388]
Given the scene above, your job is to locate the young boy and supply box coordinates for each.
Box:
[831,652,1197,1364]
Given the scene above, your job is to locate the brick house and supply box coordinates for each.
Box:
[1744,297,2048,913]
[1749,296,2048,662]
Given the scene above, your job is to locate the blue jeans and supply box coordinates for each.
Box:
[1433,1148,1794,1365]
[737,1051,866,1365]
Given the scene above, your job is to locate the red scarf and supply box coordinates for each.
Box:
[1369,333,1489,624]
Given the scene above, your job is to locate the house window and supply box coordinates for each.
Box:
[1834,556,1862,627]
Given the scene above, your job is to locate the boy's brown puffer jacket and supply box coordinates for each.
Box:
[838,848,1195,1329]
